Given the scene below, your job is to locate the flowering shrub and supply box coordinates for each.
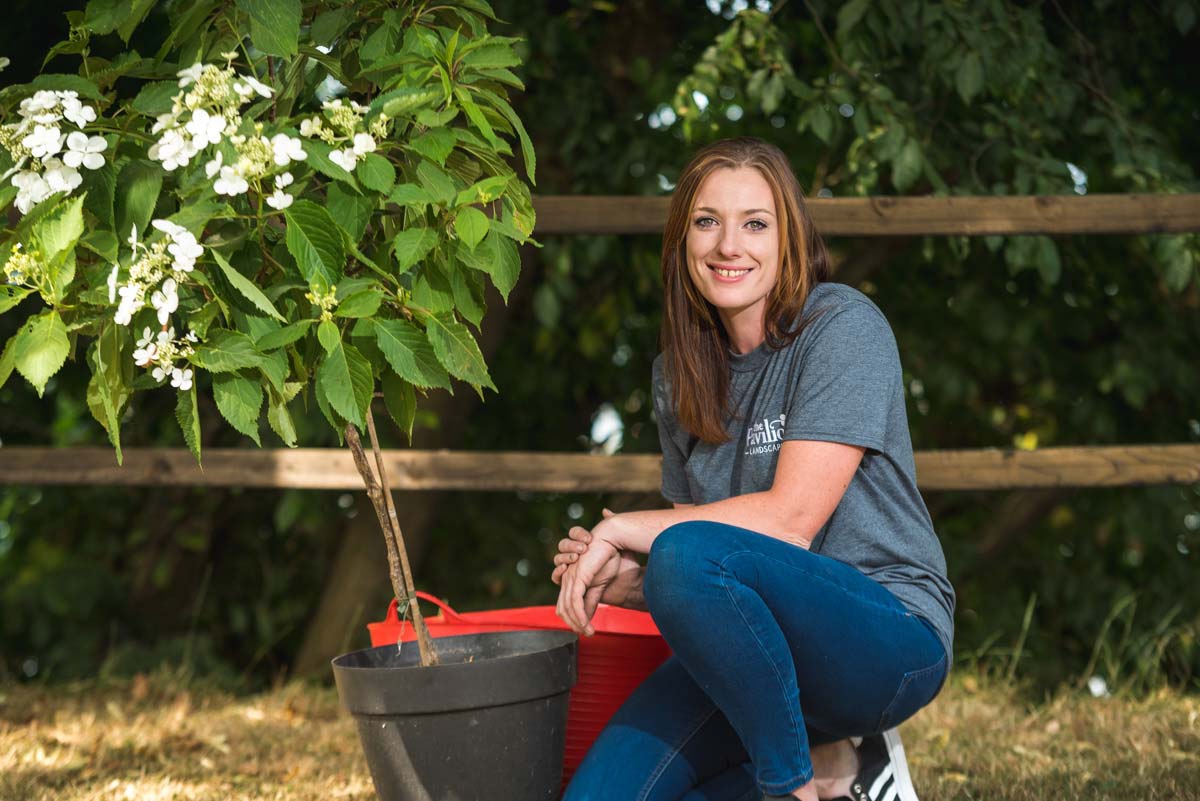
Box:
[0,0,535,463]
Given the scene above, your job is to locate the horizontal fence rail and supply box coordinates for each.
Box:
[1,444,1197,492]
[532,194,1200,236]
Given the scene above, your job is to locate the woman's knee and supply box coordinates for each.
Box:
[644,521,724,616]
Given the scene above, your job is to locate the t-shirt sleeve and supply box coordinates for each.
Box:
[651,356,694,504]
[783,301,902,454]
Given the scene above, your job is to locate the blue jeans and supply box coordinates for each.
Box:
[563,521,949,801]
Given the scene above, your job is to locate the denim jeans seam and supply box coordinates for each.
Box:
[749,550,914,618]
[877,654,948,731]
[635,705,720,801]
[718,549,813,793]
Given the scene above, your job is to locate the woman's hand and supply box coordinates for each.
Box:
[556,534,621,636]
[551,525,592,585]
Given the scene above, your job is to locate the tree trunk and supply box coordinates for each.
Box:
[292,248,538,677]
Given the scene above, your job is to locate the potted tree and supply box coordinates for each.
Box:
[0,1,576,799]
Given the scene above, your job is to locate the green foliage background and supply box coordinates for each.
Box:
[2,0,1198,694]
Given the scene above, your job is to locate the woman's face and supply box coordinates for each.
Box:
[685,166,780,341]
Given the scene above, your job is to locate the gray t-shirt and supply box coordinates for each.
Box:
[652,282,955,660]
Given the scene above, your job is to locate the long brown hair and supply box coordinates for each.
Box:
[661,136,831,444]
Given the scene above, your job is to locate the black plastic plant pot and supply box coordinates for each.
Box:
[332,630,578,801]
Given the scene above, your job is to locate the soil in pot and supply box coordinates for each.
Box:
[333,629,578,801]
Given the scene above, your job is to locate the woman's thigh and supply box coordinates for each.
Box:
[563,656,753,801]
[645,521,948,738]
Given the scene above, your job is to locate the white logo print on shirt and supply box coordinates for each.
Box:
[745,413,786,456]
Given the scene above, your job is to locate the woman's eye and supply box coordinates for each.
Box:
[693,217,717,228]
[746,219,767,231]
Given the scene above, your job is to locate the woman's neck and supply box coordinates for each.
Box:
[720,307,767,355]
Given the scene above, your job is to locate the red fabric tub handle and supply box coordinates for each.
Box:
[385,591,466,624]
[414,591,467,623]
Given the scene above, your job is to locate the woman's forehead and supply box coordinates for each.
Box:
[692,167,774,212]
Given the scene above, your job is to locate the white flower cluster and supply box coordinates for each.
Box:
[298,98,387,171]
[4,243,40,286]
[0,89,107,215]
[149,62,303,208]
[109,220,203,327]
[132,325,198,390]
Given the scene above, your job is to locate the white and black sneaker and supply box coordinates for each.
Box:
[845,728,919,801]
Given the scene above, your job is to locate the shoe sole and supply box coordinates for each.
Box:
[882,728,919,801]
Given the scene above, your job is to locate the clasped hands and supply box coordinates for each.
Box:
[551,509,642,637]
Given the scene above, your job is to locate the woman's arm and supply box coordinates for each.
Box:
[593,439,865,554]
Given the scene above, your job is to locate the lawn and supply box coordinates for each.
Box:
[1,671,1197,800]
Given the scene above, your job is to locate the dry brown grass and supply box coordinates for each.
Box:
[1,671,1198,800]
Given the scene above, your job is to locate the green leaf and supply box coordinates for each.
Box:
[0,334,16,391]
[389,183,434,207]
[1033,235,1062,284]
[36,194,86,265]
[450,264,486,327]
[115,160,163,244]
[328,183,373,242]
[416,160,457,205]
[191,329,263,372]
[259,348,289,394]
[256,319,313,350]
[475,88,536,185]
[393,227,438,272]
[85,0,132,35]
[176,386,202,463]
[412,261,455,313]
[423,311,494,392]
[487,232,520,302]
[892,138,923,192]
[116,0,156,41]
[0,286,32,314]
[808,105,834,144]
[303,139,359,187]
[234,0,301,57]
[376,86,442,118]
[382,369,416,444]
[836,0,870,36]
[13,310,70,397]
[285,200,346,292]
[213,372,263,445]
[455,87,501,149]
[317,338,373,427]
[460,42,521,71]
[956,52,985,104]
[86,324,129,463]
[408,128,456,166]
[25,74,105,102]
[132,81,179,115]
[211,250,285,322]
[336,289,383,318]
[454,207,489,251]
[456,175,509,207]
[266,389,298,446]
[357,153,395,194]
[317,319,340,353]
[372,318,452,390]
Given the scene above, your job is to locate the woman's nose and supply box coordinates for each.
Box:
[717,227,742,257]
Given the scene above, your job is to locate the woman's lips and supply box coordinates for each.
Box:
[709,264,753,282]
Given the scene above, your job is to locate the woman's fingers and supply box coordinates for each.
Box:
[553,552,579,567]
[557,537,588,554]
[567,526,592,543]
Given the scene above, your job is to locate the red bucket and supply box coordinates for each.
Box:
[368,592,672,790]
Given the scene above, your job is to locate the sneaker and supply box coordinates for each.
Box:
[845,728,919,801]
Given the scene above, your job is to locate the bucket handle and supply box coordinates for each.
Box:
[387,591,467,623]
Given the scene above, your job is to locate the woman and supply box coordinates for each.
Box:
[551,137,954,801]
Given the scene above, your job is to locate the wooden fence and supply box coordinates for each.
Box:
[2,192,1199,492]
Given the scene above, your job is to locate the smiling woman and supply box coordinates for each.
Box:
[552,137,955,801]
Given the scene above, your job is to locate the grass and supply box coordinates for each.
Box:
[1,670,1198,800]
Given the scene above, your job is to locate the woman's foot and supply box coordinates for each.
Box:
[810,738,860,799]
